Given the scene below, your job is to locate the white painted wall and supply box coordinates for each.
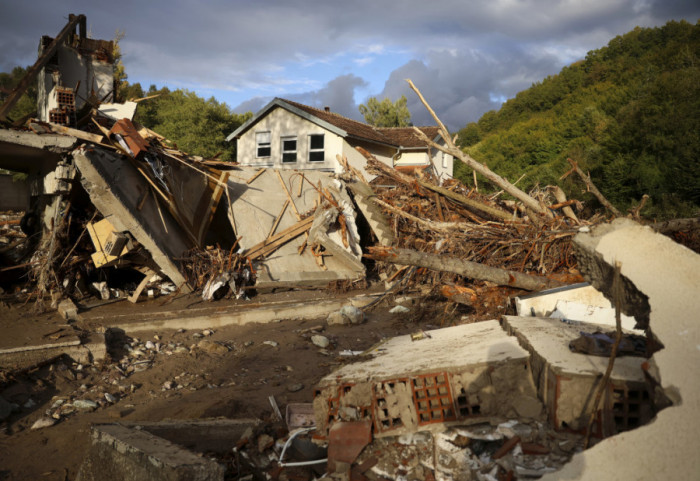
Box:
[237,108,344,171]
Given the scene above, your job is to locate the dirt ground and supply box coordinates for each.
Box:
[0,287,491,481]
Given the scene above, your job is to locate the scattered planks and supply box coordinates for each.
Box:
[365,246,565,292]
[243,216,314,260]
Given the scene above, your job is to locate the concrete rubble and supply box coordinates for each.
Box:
[1,13,699,481]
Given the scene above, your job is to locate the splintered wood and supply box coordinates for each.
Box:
[359,153,584,293]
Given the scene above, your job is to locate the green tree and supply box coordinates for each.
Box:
[358,95,412,127]
[455,19,700,218]
[0,66,37,121]
[134,88,251,162]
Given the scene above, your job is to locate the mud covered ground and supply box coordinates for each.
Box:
[0,288,490,481]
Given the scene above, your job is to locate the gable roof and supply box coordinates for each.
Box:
[227,98,441,149]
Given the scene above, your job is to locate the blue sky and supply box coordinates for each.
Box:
[0,1,698,130]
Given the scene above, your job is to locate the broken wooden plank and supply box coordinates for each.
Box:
[243,216,314,260]
[38,121,105,144]
[275,170,301,220]
[364,246,565,291]
[267,199,289,239]
[415,178,513,222]
[246,168,266,185]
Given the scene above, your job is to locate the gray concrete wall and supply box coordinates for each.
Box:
[542,219,700,480]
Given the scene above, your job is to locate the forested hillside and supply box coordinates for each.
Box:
[455,20,700,218]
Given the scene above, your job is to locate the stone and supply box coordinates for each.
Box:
[326,310,348,326]
[105,393,117,403]
[389,305,410,314]
[73,399,98,411]
[57,298,79,321]
[145,341,155,350]
[287,383,304,393]
[162,381,175,390]
[263,341,279,347]
[197,340,229,355]
[311,335,330,348]
[340,305,365,324]
[31,417,57,430]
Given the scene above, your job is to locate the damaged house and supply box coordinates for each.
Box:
[226,98,454,182]
[2,13,700,481]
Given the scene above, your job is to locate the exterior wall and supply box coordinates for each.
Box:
[38,43,114,122]
[237,108,344,171]
[432,146,454,181]
[394,150,428,167]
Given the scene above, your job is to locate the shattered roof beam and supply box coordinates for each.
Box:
[0,14,87,122]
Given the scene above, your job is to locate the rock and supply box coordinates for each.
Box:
[197,340,229,355]
[73,399,98,411]
[57,298,79,321]
[513,395,543,419]
[326,310,348,326]
[163,381,175,390]
[104,393,117,403]
[31,417,57,430]
[340,305,365,324]
[263,341,279,347]
[287,383,304,393]
[192,332,204,339]
[311,335,330,348]
[145,341,155,350]
[389,305,411,314]
[202,329,214,336]
[0,397,12,421]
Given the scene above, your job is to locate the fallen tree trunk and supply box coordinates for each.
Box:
[365,246,565,291]
[561,158,622,217]
[406,79,549,217]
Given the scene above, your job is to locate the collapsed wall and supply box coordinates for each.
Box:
[313,321,544,438]
[540,219,700,480]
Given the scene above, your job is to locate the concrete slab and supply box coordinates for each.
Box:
[228,167,364,288]
[0,332,106,370]
[0,128,77,173]
[541,219,700,480]
[86,293,379,334]
[76,423,225,481]
[503,316,652,436]
[126,418,260,455]
[73,146,191,292]
[515,283,640,332]
[314,321,541,438]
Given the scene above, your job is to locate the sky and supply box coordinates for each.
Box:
[0,1,698,131]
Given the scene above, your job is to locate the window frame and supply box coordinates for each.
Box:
[255,131,271,159]
[308,133,325,163]
[281,135,298,164]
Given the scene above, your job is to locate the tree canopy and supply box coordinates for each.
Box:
[359,95,412,127]
[454,20,700,219]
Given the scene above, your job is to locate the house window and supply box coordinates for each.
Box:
[281,136,297,163]
[256,131,271,158]
[442,152,448,169]
[309,134,325,162]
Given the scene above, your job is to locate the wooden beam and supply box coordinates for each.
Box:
[0,14,86,122]
[243,216,314,260]
[365,246,565,291]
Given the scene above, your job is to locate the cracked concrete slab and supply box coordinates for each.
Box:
[541,219,700,480]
